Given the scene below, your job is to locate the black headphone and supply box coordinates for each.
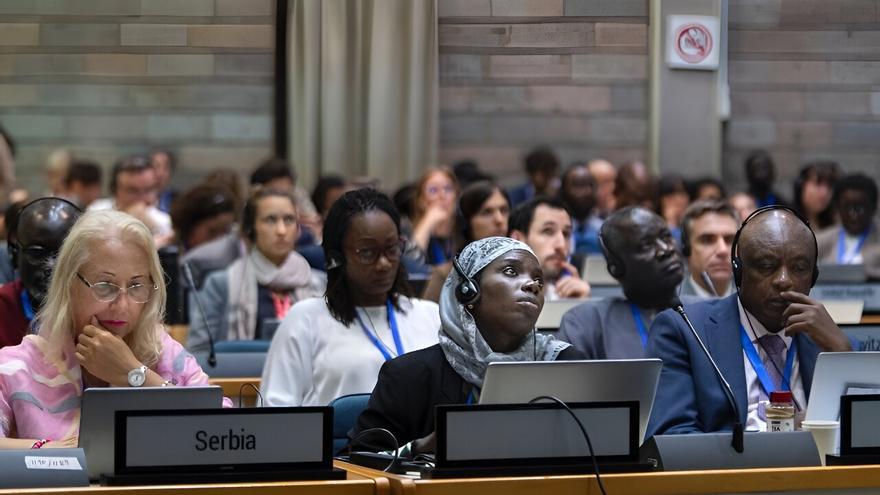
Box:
[730,205,819,288]
[598,231,625,279]
[452,255,480,305]
[9,197,83,267]
[680,221,693,258]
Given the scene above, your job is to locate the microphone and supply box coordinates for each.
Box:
[670,297,744,453]
[181,262,217,368]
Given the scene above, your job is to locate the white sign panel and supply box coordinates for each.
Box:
[666,15,720,70]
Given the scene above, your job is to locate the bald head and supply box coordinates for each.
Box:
[15,198,82,307]
[735,208,817,333]
[601,206,684,308]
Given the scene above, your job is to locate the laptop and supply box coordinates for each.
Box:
[584,256,619,286]
[806,352,880,422]
[479,359,663,445]
[78,386,223,480]
[535,300,583,331]
[816,263,866,284]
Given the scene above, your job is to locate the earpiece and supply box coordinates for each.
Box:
[730,205,819,289]
[452,255,480,305]
[598,232,625,279]
[325,250,344,271]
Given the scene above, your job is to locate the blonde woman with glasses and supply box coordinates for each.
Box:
[0,210,228,450]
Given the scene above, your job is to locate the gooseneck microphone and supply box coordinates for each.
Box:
[182,262,217,368]
[670,297,744,453]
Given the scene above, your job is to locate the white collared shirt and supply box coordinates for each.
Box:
[688,274,734,299]
[737,299,807,431]
[841,232,865,264]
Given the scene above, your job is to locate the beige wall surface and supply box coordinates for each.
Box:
[435,0,650,186]
[0,0,275,194]
[724,0,880,194]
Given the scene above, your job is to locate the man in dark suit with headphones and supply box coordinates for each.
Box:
[647,206,854,437]
[0,198,81,347]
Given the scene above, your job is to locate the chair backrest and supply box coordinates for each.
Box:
[328,393,371,454]
[214,340,271,353]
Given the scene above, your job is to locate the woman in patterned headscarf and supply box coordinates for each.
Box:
[349,236,583,456]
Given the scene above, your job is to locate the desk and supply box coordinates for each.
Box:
[208,377,261,407]
[339,461,880,495]
[0,471,387,495]
[861,314,880,324]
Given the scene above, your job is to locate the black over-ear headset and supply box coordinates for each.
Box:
[452,255,480,305]
[730,205,819,289]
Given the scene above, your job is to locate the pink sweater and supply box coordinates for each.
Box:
[0,331,230,441]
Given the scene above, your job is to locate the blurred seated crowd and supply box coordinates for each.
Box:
[0,119,877,451]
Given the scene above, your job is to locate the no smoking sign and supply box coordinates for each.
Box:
[666,15,719,70]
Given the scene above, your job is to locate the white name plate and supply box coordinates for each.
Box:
[114,407,331,471]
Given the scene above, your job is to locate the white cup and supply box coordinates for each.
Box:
[801,420,840,466]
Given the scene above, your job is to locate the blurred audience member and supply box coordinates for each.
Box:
[745,150,787,207]
[656,174,689,244]
[170,184,238,251]
[510,197,590,300]
[691,177,726,201]
[729,191,757,222]
[311,175,348,219]
[588,158,617,218]
[508,147,560,207]
[88,155,173,248]
[64,160,102,209]
[559,162,602,255]
[558,207,686,358]
[149,149,177,214]
[421,181,511,302]
[0,201,25,284]
[45,149,72,198]
[0,125,15,203]
[679,200,739,298]
[817,174,879,279]
[204,169,245,207]
[452,159,492,188]
[615,161,655,211]
[1,198,81,347]
[794,161,840,231]
[410,167,460,265]
[187,189,325,367]
[250,157,320,243]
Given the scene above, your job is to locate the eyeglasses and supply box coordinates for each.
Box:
[76,273,158,304]
[352,240,406,265]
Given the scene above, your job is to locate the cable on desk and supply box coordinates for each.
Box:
[349,428,401,472]
[529,395,608,495]
[238,382,263,408]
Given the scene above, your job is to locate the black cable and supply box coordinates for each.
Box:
[528,395,607,495]
[348,428,401,472]
[238,382,263,408]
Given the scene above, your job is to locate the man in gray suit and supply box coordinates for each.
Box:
[557,206,686,358]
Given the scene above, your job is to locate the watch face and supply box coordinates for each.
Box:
[128,367,146,387]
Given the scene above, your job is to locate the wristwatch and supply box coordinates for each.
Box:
[127,365,148,387]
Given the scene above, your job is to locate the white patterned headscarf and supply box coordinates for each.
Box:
[439,236,571,388]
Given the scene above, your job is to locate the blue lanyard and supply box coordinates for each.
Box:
[355,299,404,361]
[739,324,796,395]
[837,227,870,264]
[629,303,649,350]
[428,238,448,264]
[465,389,475,405]
[20,289,35,322]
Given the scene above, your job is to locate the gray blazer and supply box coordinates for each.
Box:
[816,219,880,280]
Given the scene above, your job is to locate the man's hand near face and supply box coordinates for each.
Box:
[780,291,852,352]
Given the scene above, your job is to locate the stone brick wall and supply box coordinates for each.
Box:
[0,0,275,193]
[436,0,649,186]
[724,0,880,194]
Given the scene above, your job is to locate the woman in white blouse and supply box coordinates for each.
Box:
[261,189,440,406]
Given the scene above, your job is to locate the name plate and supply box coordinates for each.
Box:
[813,283,880,312]
[114,407,332,475]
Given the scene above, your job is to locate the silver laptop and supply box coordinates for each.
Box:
[816,263,866,284]
[584,256,619,286]
[479,359,662,445]
[78,386,223,480]
[806,352,880,422]
[535,299,583,330]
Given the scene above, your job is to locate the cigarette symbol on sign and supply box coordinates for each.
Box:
[674,23,713,64]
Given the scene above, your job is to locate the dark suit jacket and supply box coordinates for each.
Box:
[349,343,584,450]
[646,294,824,437]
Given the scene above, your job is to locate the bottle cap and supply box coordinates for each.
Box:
[770,391,793,403]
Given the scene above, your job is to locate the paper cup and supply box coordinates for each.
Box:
[801,420,840,466]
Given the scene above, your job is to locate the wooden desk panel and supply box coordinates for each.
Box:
[339,461,880,495]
